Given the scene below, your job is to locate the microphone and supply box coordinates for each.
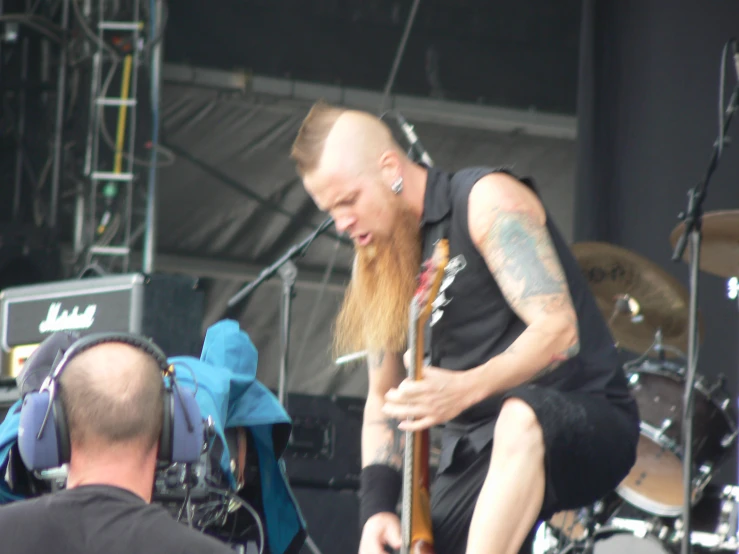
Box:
[394,112,434,167]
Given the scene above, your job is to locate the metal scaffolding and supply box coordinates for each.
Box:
[1,0,69,231]
[78,0,147,274]
[1,0,169,279]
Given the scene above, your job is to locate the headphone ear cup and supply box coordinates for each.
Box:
[158,388,173,463]
[170,387,203,464]
[18,391,62,471]
[53,394,71,465]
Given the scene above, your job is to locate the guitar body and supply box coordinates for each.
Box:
[400,239,449,554]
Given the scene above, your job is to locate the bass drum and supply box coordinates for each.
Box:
[618,360,737,516]
[559,528,671,554]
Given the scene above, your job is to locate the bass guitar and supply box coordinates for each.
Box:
[400,239,449,554]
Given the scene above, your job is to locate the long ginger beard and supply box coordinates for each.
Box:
[334,207,422,356]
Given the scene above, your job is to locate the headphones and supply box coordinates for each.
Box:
[18,332,204,471]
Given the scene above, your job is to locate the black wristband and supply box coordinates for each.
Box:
[358,464,402,531]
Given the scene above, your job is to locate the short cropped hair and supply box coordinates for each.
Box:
[290,100,347,176]
[58,344,165,452]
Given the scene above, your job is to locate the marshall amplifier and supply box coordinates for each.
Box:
[0,273,204,380]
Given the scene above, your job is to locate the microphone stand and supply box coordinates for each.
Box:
[671,62,738,554]
[227,216,335,410]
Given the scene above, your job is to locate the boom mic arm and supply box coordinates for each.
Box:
[394,112,434,167]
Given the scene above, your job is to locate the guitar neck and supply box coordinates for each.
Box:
[400,239,447,554]
[400,304,419,554]
[400,306,433,554]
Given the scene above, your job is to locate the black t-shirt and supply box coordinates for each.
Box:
[420,166,634,427]
[0,485,236,554]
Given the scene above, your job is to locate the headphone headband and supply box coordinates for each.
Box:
[46,332,170,386]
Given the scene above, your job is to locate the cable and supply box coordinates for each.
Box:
[149,0,160,163]
[96,57,176,168]
[204,487,266,554]
[716,39,736,159]
[0,15,63,43]
[70,0,121,60]
[378,0,422,115]
[172,360,200,396]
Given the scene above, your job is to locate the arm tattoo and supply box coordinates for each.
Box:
[365,417,405,470]
[531,339,581,380]
[483,205,581,381]
[482,207,568,312]
[503,324,581,381]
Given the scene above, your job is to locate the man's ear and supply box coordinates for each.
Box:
[378,149,402,187]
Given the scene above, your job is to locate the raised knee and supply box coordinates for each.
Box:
[493,398,545,459]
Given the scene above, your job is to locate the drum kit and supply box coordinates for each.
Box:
[538,213,739,554]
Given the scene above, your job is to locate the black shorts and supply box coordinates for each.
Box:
[429,385,640,554]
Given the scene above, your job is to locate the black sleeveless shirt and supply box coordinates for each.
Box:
[420,166,633,435]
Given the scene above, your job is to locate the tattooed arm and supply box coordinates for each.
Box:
[466,172,580,397]
[362,350,406,470]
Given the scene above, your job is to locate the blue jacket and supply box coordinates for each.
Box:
[0,320,306,554]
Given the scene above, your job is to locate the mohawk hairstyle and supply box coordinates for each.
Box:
[290,100,347,176]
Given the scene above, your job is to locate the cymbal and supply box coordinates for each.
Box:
[571,242,701,357]
[670,210,739,278]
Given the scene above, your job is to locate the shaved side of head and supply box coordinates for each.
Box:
[291,101,404,183]
[318,110,403,179]
[59,343,164,454]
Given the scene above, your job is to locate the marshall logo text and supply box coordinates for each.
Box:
[39,302,97,334]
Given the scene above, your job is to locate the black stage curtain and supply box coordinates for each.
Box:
[575,0,739,484]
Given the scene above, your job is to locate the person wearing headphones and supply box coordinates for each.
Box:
[0,334,234,554]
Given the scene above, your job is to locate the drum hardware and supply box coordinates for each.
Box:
[555,526,673,554]
[572,241,738,542]
[542,484,739,553]
[669,44,739,553]
[618,359,737,518]
[653,520,671,542]
[571,241,702,358]
[716,485,739,541]
[727,276,739,303]
[623,333,687,384]
[671,211,739,280]
[650,328,688,361]
[607,293,642,326]
[706,373,727,394]
[546,494,627,546]
[571,241,737,526]
[720,428,738,448]
[672,484,739,549]
[653,418,673,439]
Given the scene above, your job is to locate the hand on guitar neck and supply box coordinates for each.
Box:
[384,353,473,432]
